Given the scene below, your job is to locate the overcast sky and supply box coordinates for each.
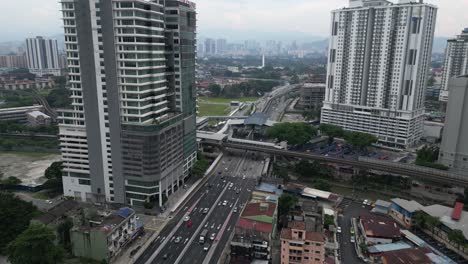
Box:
[1,0,467,42]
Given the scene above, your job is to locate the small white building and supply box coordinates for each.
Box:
[27,110,51,127]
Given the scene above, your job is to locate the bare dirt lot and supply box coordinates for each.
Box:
[0,151,61,186]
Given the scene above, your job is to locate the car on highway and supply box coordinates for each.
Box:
[336,226,342,233]
[186,220,193,227]
[222,200,228,206]
[242,175,246,179]
[203,244,210,251]
[174,236,182,243]
[350,236,356,243]
[233,207,238,213]
[203,208,209,214]
[236,189,240,194]
[163,253,169,260]
[183,215,190,222]
[210,233,216,241]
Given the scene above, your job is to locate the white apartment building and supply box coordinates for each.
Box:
[321,0,437,148]
[25,36,61,76]
[59,0,197,207]
[439,28,468,102]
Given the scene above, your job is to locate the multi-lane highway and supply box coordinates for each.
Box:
[135,152,266,264]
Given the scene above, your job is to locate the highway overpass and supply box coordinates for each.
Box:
[214,142,468,187]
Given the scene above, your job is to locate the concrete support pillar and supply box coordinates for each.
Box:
[158,181,163,207]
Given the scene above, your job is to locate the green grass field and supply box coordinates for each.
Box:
[198,97,259,104]
[198,103,230,116]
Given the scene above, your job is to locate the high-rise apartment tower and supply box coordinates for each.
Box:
[439,28,468,102]
[321,0,437,148]
[59,0,197,207]
[25,36,61,76]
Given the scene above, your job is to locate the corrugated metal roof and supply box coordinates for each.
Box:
[244,113,268,126]
[368,242,411,253]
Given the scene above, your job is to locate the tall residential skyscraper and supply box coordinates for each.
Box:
[204,38,216,55]
[439,28,468,102]
[438,75,468,175]
[216,38,227,55]
[25,36,61,76]
[321,0,437,148]
[59,0,197,207]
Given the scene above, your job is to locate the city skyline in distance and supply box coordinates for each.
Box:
[0,0,466,42]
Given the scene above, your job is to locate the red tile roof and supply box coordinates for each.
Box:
[452,202,464,220]
[280,227,325,243]
[306,232,325,242]
[241,202,276,218]
[382,248,431,264]
[360,215,400,239]
[291,221,306,230]
[236,218,273,233]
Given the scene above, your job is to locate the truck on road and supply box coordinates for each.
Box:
[199,229,208,244]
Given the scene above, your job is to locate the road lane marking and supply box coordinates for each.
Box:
[144,194,204,264]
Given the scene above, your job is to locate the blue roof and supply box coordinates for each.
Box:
[118,207,135,218]
[256,183,283,195]
[368,242,411,253]
[244,113,268,126]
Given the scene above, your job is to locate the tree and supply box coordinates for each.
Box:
[295,160,331,178]
[447,229,466,250]
[266,123,317,145]
[208,84,222,97]
[319,124,344,145]
[45,161,63,180]
[7,224,64,264]
[56,218,73,252]
[278,194,298,218]
[415,146,448,170]
[191,154,209,178]
[324,214,334,226]
[425,215,441,235]
[412,211,427,230]
[0,192,37,252]
[43,162,63,191]
[46,87,71,108]
[344,131,378,151]
[302,110,321,121]
[1,176,22,187]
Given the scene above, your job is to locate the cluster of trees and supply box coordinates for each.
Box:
[351,171,412,191]
[278,194,298,220]
[0,136,59,150]
[319,124,378,150]
[7,224,64,264]
[0,121,58,135]
[416,146,448,170]
[247,67,282,80]
[46,87,71,108]
[0,90,36,108]
[295,160,331,178]
[273,164,290,182]
[1,176,22,187]
[266,123,317,145]
[42,161,64,192]
[302,109,321,121]
[222,80,279,98]
[413,211,467,250]
[191,154,210,178]
[0,192,37,253]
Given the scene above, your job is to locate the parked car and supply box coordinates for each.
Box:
[336,226,342,233]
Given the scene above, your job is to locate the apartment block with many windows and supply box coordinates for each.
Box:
[280,222,325,264]
[321,0,437,148]
[59,0,197,207]
[439,28,468,102]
